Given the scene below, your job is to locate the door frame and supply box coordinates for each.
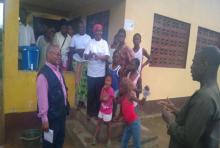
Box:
[0,1,4,145]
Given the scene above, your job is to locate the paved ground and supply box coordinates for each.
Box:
[4,114,169,148]
[141,115,169,148]
[4,128,75,148]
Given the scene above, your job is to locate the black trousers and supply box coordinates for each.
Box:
[43,117,66,148]
[87,76,104,117]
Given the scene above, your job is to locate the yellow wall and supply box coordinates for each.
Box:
[3,0,126,114]
[4,0,220,113]
[124,0,220,100]
[70,0,126,44]
[3,0,75,113]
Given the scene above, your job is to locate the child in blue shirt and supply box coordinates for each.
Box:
[108,52,122,118]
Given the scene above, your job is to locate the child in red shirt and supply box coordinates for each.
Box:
[92,75,114,147]
[118,77,142,148]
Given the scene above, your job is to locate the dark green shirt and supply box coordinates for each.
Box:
[168,83,220,148]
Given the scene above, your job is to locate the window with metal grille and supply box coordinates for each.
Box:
[196,27,220,50]
[150,14,190,68]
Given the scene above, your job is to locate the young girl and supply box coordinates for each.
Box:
[126,58,142,99]
[118,78,142,148]
[108,51,122,118]
[92,75,114,147]
[133,33,151,72]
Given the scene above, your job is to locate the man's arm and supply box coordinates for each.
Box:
[167,96,215,147]
[37,74,49,131]
[142,48,151,68]
[69,47,85,57]
[143,48,150,59]
[95,55,109,62]
[83,42,92,60]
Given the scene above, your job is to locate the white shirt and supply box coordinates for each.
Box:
[134,48,143,72]
[53,32,71,55]
[36,35,50,68]
[36,35,48,49]
[84,38,110,77]
[70,33,91,49]
[19,23,35,46]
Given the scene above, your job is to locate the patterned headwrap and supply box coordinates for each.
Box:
[93,24,103,33]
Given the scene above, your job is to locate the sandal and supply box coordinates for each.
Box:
[106,140,111,148]
[91,137,96,145]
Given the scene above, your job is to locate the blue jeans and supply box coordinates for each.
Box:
[121,120,141,148]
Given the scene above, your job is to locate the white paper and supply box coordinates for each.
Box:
[44,129,54,143]
[124,19,135,31]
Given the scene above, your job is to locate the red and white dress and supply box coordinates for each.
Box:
[98,87,114,122]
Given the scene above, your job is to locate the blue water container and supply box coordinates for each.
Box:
[19,46,39,70]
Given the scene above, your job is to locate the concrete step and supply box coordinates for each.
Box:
[75,109,124,142]
[66,119,93,148]
[68,109,158,147]
[66,119,121,148]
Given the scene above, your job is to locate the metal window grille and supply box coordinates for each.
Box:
[150,14,190,68]
[196,27,220,50]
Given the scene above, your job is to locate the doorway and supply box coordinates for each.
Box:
[86,10,110,40]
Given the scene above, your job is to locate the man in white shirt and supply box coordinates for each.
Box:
[70,21,91,58]
[53,20,72,70]
[19,9,35,46]
[70,21,91,109]
[84,24,110,118]
[36,27,55,69]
